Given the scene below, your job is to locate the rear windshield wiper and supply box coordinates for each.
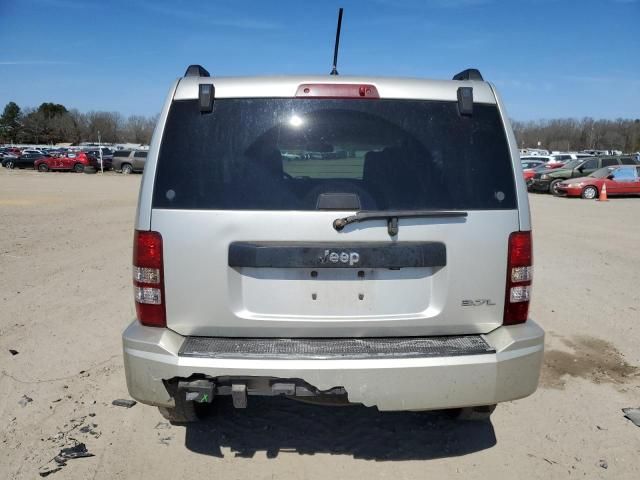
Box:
[333,210,468,236]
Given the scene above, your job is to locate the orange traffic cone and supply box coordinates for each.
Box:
[598,183,608,202]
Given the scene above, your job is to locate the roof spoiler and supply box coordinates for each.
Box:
[452,68,484,81]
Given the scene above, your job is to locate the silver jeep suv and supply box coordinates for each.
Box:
[122,65,544,422]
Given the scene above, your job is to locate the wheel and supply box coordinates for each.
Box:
[73,163,84,173]
[158,397,209,424]
[448,404,496,421]
[38,163,49,172]
[581,186,598,199]
[121,163,133,175]
[6,161,15,169]
[549,179,564,196]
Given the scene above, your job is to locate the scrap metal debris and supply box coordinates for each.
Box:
[39,442,94,477]
[54,442,94,464]
[622,407,640,427]
[18,395,33,407]
[112,398,137,408]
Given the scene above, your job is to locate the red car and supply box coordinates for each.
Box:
[35,152,94,173]
[524,162,567,184]
[556,165,640,199]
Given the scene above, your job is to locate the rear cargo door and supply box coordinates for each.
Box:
[150,97,519,337]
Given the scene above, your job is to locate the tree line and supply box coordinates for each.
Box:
[512,118,640,152]
[2,100,639,152]
[0,101,158,146]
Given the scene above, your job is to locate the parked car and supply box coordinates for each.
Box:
[122,65,543,423]
[556,165,640,199]
[521,159,545,170]
[21,149,47,156]
[35,152,95,172]
[523,162,570,185]
[0,150,18,161]
[112,150,147,174]
[529,156,638,195]
[85,149,114,170]
[2,152,46,169]
[2,147,22,156]
[522,153,591,165]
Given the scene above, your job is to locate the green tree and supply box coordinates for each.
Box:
[37,102,68,118]
[0,101,22,143]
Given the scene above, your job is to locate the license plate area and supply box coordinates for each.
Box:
[229,266,438,318]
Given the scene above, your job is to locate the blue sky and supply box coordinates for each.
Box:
[1,0,638,120]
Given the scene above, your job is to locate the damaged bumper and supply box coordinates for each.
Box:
[122,320,544,411]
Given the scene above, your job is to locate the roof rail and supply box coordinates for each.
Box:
[184,65,210,77]
[452,68,483,81]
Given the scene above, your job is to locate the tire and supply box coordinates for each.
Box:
[121,163,133,175]
[449,404,496,421]
[549,179,564,196]
[38,163,49,172]
[73,163,84,173]
[6,161,15,169]
[581,185,598,200]
[83,166,97,174]
[158,397,209,424]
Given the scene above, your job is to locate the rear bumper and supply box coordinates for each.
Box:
[122,320,544,411]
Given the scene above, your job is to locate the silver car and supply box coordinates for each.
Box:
[122,65,544,423]
[112,150,148,174]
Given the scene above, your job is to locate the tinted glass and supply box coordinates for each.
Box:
[601,158,618,167]
[114,150,131,157]
[153,99,516,210]
[620,157,636,165]
[134,151,147,158]
[581,159,598,170]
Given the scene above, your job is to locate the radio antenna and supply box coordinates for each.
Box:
[330,8,344,75]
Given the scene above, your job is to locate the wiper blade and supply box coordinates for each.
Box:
[333,210,468,236]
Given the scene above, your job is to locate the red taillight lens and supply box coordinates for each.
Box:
[503,231,532,325]
[133,230,166,327]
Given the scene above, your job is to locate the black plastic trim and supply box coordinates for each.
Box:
[185,64,210,77]
[228,242,446,269]
[452,68,484,81]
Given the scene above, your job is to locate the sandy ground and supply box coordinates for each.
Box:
[0,168,639,479]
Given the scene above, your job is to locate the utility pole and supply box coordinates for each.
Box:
[98,130,104,174]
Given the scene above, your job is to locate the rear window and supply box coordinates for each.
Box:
[153,98,517,210]
[134,151,148,158]
[114,150,131,157]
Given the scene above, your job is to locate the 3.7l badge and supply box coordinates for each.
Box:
[461,299,496,307]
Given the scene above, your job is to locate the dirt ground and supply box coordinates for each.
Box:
[1,168,639,479]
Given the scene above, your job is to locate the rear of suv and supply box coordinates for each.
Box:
[122,65,544,422]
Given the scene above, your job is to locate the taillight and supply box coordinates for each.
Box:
[503,231,532,325]
[133,230,166,327]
